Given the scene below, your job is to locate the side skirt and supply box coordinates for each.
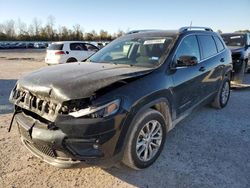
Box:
[169,92,216,131]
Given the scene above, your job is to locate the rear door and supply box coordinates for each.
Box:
[197,35,224,98]
[70,43,95,61]
[171,35,203,115]
[69,43,85,61]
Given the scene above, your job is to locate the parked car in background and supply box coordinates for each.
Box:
[26,42,34,48]
[34,42,47,49]
[9,27,232,170]
[221,33,250,83]
[15,42,27,49]
[45,41,99,65]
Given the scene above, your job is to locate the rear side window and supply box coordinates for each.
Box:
[85,44,99,52]
[213,36,225,52]
[70,43,87,51]
[47,44,63,50]
[175,35,200,61]
[198,35,217,59]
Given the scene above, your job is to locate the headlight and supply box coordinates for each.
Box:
[69,99,120,118]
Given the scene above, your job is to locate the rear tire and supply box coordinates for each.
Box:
[211,78,230,109]
[66,58,77,63]
[122,109,167,170]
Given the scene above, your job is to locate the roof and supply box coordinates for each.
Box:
[125,26,214,37]
[221,33,248,35]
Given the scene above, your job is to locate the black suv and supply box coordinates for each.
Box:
[221,33,250,83]
[9,27,232,170]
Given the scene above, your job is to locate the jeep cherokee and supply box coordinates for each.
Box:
[9,27,232,170]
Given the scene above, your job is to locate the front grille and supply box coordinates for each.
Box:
[33,142,56,158]
[24,140,56,158]
[10,89,61,121]
[232,53,241,63]
[19,125,32,141]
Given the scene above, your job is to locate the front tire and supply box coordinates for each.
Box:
[122,109,167,170]
[211,78,230,109]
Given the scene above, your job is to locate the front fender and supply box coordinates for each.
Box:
[113,90,174,156]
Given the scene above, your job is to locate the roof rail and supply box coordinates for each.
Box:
[125,30,158,35]
[179,26,213,33]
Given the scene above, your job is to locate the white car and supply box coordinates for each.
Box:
[45,41,99,65]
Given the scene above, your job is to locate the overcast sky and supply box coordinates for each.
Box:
[0,0,249,33]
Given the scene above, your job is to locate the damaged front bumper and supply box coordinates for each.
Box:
[15,110,126,168]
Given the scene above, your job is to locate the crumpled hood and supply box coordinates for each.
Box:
[16,62,153,102]
[228,46,244,54]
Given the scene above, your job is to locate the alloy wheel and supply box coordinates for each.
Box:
[136,120,163,162]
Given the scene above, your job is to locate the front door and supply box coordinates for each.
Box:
[171,35,205,116]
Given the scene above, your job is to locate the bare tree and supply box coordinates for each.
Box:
[58,26,70,40]
[73,24,83,40]
[45,15,56,40]
[28,24,35,37]
[32,18,42,37]
[0,17,125,41]
[17,19,28,35]
[0,23,4,33]
[3,20,16,39]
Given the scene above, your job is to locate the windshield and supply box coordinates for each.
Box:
[221,34,245,47]
[89,36,174,67]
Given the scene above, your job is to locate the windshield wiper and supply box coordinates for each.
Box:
[112,62,135,67]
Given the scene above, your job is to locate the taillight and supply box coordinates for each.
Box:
[55,51,65,55]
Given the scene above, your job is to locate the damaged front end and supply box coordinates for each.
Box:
[9,86,125,168]
[8,65,152,168]
[9,85,62,122]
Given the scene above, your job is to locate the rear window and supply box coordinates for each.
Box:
[198,35,217,59]
[47,44,63,50]
[213,36,225,52]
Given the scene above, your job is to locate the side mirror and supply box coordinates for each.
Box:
[176,55,198,67]
[245,44,250,49]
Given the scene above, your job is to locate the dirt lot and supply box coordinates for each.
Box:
[0,49,250,188]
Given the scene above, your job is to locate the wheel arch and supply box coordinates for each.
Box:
[114,93,174,157]
[223,65,233,80]
[66,57,78,62]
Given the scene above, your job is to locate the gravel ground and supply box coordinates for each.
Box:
[0,50,250,188]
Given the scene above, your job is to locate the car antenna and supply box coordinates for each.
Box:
[189,21,192,30]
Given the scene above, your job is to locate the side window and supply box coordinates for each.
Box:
[213,36,225,52]
[198,35,217,59]
[175,35,200,61]
[85,44,99,52]
[70,43,87,51]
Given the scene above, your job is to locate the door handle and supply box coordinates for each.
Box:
[199,66,206,72]
[220,58,225,62]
